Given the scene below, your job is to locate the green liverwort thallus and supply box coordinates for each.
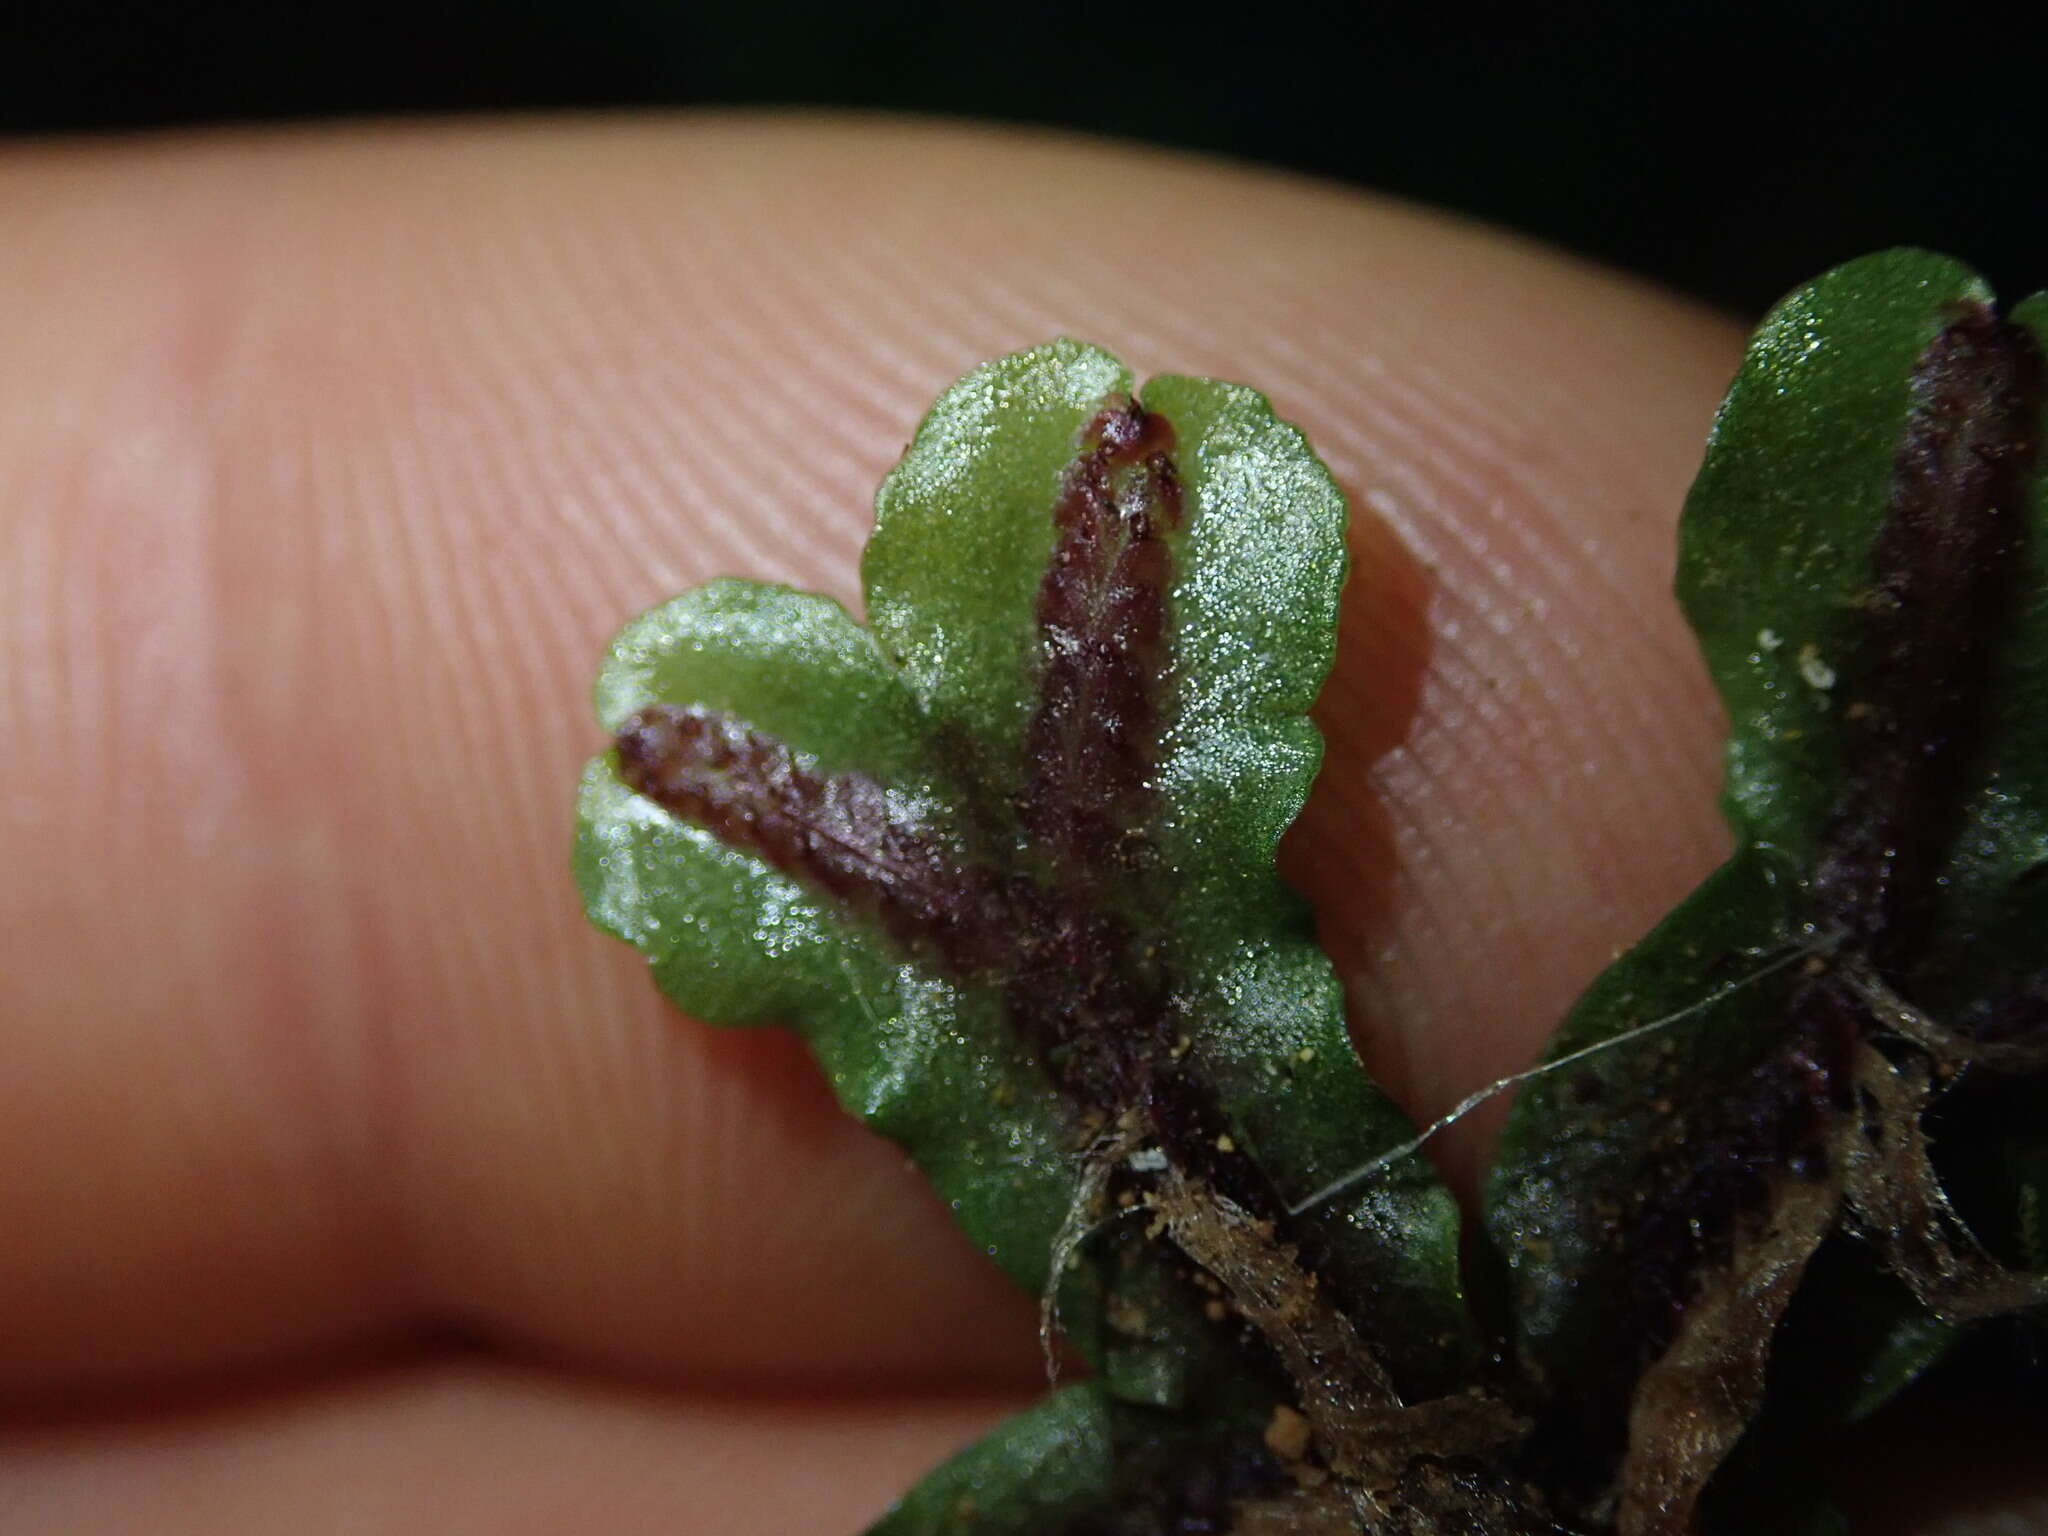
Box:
[578,252,2048,1535]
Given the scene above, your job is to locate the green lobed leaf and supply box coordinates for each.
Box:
[866,1382,1281,1536]
[866,1386,1121,1536]
[578,582,1086,1319]
[1675,249,1993,869]
[1482,848,1800,1391]
[577,341,1475,1519]
[1485,251,2048,1514]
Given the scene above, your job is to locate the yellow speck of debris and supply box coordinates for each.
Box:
[1107,1296,1151,1334]
[1294,1047,1315,1065]
[1215,1134,1236,1154]
[1264,1404,1314,1462]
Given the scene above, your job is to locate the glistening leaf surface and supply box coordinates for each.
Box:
[1675,251,1995,869]
[577,341,1474,1526]
[1486,251,2048,1529]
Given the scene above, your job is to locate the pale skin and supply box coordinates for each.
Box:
[0,116,2038,1533]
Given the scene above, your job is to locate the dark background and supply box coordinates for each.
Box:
[6,2,2045,313]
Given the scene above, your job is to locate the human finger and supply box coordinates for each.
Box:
[0,116,1740,1401]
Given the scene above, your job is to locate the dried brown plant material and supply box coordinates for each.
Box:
[1618,1168,1842,1536]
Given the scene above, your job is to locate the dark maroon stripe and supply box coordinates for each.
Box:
[1018,398,1184,886]
[614,704,1024,978]
[613,711,1298,1254]
[1809,307,2046,967]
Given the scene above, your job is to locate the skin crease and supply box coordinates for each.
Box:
[0,114,2038,1532]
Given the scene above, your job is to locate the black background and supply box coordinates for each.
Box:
[5,1,2045,313]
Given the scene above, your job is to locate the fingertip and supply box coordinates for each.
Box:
[1,114,1752,1395]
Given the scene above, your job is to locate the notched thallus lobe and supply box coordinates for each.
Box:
[610,389,1549,1527]
[1571,306,2048,1503]
[614,398,1293,1236]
